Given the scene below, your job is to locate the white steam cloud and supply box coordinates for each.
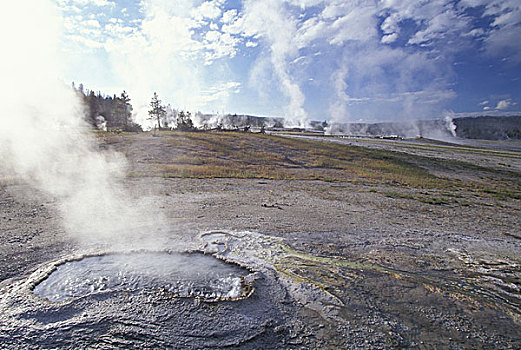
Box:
[103,0,244,129]
[105,0,203,129]
[0,1,165,248]
[241,0,309,128]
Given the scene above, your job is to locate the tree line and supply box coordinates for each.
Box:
[74,83,198,132]
[147,92,196,131]
[74,84,297,133]
[73,83,141,132]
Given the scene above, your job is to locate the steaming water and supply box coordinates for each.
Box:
[33,252,250,302]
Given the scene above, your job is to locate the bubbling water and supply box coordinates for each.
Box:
[33,252,252,302]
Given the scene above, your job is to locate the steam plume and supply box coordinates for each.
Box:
[243,0,309,128]
[0,1,165,247]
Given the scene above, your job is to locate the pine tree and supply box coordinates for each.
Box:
[86,90,99,127]
[114,90,132,130]
[148,92,166,130]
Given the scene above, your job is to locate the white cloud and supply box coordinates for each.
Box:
[69,34,104,48]
[225,0,472,122]
[221,9,237,24]
[321,1,350,20]
[104,23,135,36]
[192,1,222,20]
[101,0,248,125]
[408,8,469,46]
[296,17,328,46]
[463,1,521,61]
[292,0,521,120]
[84,19,100,27]
[202,31,240,64]
[205,30,221,42]
[200,81,241,102]
[90,0,115,6]
[381,12,401,35]
[458,0,488,6]
[496,99,515,109]
[464,28,485,37]
[381,33,398,44]
[68,0,115,7]
[287,0,324,8]
[221,15,244,35]
[329,6,378,45]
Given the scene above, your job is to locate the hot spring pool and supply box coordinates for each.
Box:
[33,252,253,302]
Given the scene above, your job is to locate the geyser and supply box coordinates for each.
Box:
[33,252,254,303]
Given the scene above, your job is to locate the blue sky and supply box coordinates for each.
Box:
[55,0,521,126]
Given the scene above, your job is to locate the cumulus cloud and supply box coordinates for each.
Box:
[202,29,240,64]
[380,12,401,39]
[192,1,223,21]
[221,9,238,24]
[496,99,515,110]
[329,5,379,45]
[381,33,398,44]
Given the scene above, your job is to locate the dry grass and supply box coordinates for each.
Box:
[131,131,444,187]
[101,131,521,199]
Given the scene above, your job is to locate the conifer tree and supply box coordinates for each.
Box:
[148,92,166,130]
[114,90,132,130]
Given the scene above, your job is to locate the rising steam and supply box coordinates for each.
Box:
[242,0,309,128]
[0,1,165,248]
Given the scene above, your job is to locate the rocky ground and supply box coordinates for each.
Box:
[0,132,520,349]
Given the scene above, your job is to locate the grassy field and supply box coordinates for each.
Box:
[101,130,521,203]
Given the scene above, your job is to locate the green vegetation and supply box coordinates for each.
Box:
[383,191,415,199]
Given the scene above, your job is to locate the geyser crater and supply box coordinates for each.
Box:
[31,251,255,303]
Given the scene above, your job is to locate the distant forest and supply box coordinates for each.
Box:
[74,83,143,132]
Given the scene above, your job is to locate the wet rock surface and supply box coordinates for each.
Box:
[1,135,520,348]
